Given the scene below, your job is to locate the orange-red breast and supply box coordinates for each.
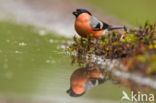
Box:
[67,67,106,97]
[73,9,124,38]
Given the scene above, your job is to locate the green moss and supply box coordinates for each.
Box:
[121,34,139,45]
[67,21,156,77]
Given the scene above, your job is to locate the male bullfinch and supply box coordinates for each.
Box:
[66,67,106,97]
[73,9,125,38]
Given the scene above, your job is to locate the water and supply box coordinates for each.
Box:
[0,21,129,103]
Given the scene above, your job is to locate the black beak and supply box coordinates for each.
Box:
[73,11,77,16]
[72,11,78,17]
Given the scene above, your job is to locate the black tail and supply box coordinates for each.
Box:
[108,26,125,31]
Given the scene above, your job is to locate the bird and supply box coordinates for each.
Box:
[66,67,106,97]
[73,9,125,38]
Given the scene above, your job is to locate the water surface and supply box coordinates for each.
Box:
[0,21,129,103]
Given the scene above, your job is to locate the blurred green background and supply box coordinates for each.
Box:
[83,0,156,26]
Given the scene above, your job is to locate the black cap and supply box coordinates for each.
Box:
[72,9,92,18]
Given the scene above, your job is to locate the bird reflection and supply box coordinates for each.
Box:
[67,67,106,97]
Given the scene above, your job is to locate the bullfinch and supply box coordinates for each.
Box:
[67,67,106,97]
[73,9,125,38]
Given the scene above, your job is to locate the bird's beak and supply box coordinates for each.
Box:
[66,88,71,94]
[72,11,78,17]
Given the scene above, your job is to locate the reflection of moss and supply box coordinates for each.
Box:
[67,21,156,77]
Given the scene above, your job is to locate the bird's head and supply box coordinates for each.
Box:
[66,78,106,97]
[72,9,92,18]
[66,87,85,97]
